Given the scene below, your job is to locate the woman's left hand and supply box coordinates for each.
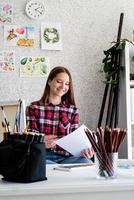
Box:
[81,147,94,159]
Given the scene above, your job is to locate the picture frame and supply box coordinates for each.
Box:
[41,22,62,50]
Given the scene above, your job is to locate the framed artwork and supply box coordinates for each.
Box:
[41,22,62,50]
[4,25,34,47]
[20,56,49,77]
[0,3,13,23]
[0,50,15,72]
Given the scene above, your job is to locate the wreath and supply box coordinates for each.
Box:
[43,28,59,43]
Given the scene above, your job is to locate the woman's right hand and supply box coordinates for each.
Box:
[44,135,58,149]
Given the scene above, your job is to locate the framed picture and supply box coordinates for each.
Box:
[4,25,34,47]
[41,22,62,50]
[20,56,49,77]
[0,50,15,72]
[0,3,13,23]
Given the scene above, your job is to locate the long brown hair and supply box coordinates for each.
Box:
[40,66,76,106]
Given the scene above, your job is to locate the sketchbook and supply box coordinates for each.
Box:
[53,163,95,171]
[54,124,91,157]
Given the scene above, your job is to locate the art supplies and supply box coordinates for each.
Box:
[0,131,47,183]
[85,127,126,153]
[85,127,126,178]
[0,99,27,134]
[0,99,47,183]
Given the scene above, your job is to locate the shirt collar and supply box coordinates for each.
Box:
[46,101,67,107]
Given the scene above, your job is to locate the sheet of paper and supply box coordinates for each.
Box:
[54,124,91,157]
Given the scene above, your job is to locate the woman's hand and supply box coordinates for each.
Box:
[81,147,94,159]
[44,135,58,149]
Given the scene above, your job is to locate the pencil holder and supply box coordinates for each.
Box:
[0,132,47,183]
[95,152,118,179]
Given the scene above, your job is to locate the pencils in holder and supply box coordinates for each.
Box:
[85,127,126,178]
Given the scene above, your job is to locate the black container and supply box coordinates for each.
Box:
[0,135,47,183]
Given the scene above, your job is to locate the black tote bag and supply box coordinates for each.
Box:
[0,137,47,183]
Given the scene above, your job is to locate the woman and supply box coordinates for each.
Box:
[26,66,93,164]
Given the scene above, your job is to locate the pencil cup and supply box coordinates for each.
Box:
[95,152,118,179]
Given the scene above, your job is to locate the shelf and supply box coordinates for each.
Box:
[131,122,134,126]
[0,101,19,106]
[130,82,134,87]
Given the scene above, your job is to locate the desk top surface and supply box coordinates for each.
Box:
[0,159,134,196]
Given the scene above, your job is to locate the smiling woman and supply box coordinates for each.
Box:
[26,66,94,164]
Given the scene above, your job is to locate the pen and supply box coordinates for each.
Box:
[53,167,70,171]
[53,163,95,171]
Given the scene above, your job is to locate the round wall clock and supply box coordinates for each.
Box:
[25,0,45,20]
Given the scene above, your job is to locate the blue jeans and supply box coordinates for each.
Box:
[46,149,93,164]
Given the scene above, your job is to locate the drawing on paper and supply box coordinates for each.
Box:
[0,3,13,23]
[4,25,34,47]
[0,51,15,72]
[41,23,62,50]
[20,56,49,77]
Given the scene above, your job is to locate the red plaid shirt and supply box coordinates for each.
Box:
[26,100,79,156]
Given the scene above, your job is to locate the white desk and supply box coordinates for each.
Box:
[0,160,134,200]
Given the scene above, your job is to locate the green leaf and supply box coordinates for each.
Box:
[110,80,118,85]
[102,56,111,63]
[116,41,125,50]
[21,57,27,65]
[102,80,118,85]
[100,39,132,85]
[103,62,112,73]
